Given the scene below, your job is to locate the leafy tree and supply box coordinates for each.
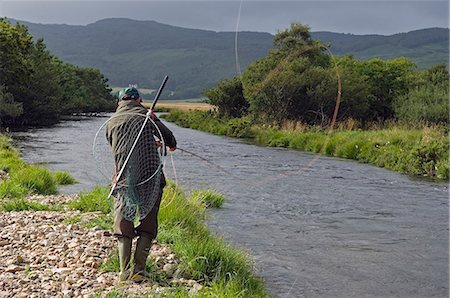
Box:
[0,18,115,127]
[204,77,249,118]
[348,57,416,121]
[242,23,337,125]
[394,64,449,124]
[0,86,23,125]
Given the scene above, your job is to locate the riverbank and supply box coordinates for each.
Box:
[0,134,267,297]
[162,110,449,180]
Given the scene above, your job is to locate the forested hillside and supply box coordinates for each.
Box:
[13,18,448,99]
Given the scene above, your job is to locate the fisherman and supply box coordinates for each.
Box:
[106,87,176,282]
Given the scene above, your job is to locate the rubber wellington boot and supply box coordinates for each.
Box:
[118,236,132,281]
[131,236,152,283]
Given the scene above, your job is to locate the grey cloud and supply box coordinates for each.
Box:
[1,1,448,35]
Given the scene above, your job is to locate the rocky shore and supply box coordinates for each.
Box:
[0,195,203,297]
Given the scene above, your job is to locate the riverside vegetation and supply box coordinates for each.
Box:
[163,111,448,180]
[0,134,267,297]
[162,23,449,181]
[0,18,115,127]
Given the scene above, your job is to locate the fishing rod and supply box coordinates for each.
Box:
[148,77,234,177]
[151,75,169,111]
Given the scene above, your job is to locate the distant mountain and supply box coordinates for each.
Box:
[311,28,449,69]
[10,18,449,98]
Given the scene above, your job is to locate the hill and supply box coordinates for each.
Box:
[10,18,449,98]
[311,28,449,69]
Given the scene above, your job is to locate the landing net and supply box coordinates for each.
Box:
[93,112,165,221]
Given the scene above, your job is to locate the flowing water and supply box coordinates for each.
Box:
[13,116,449,298]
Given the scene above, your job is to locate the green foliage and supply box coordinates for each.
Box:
[99,252,120,273]
[10,19,448,101]
[242,24,328,124]
[0,198,51,212]
[0,18,115,127]
[155,182,267,296]
[0,165,60,199]
[0,85,23,123]
[190,189,225,208]
[63,213,113,230]
[255,126,449,180]
[311,28,448,69]
[0,183,28,200]
[164,110,255,139]
[165,110,449,180]
[11,167,58,195]
[204,77,249,118]
[52,171,77,185]
[357,57,416,121]
[69,186,112,214]
[394,64,449,124]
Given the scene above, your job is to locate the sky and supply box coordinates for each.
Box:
[0,1,448,35]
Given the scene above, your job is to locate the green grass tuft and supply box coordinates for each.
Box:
[52,171,77,185]
[69,186,112,214]
[190,189,225,208]
[11,167,58,195]
[0,198,51,212]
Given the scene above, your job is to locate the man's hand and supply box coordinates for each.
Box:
[168,147,176,152]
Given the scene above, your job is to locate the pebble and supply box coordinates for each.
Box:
[0,208,205,296]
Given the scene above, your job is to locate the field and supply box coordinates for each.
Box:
[143,100,213,112]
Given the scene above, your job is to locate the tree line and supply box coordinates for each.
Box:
[205,23,449,127]
[0,18,115,127]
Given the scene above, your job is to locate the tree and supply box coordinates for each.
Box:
[350,57,416,121]
[0,18,115,126]
[204,77,249,118]
[0,86,23,125]
[242,23,334,125]
[394,64,449,124]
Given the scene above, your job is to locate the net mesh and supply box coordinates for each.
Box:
[93,112,164,221]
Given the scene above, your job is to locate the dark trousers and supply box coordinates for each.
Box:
[113,183,164,240]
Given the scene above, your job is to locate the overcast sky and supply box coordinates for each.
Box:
[0,1,448,35]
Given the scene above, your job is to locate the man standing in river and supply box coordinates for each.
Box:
[106,87,176,282]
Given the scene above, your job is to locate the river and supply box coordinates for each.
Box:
[12,115,449,298]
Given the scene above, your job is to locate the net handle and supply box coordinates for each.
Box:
[151,75,169,111]
[107,76,169,199]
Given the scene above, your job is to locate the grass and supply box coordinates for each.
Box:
[163,110,449,180]
[143,101,213,112]
[91,288,190,298]
[63,213,113,230]
[68,186,112,214]
[158,182,267,297]
[78,182,267,297]
[190,189,225,208]
[0,198,52,212]
[99,251,166,283]
[0,133,77,210]
[53,171,78,185]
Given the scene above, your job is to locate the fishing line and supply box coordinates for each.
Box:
[235,0,244,77]
[176,147,236,177]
